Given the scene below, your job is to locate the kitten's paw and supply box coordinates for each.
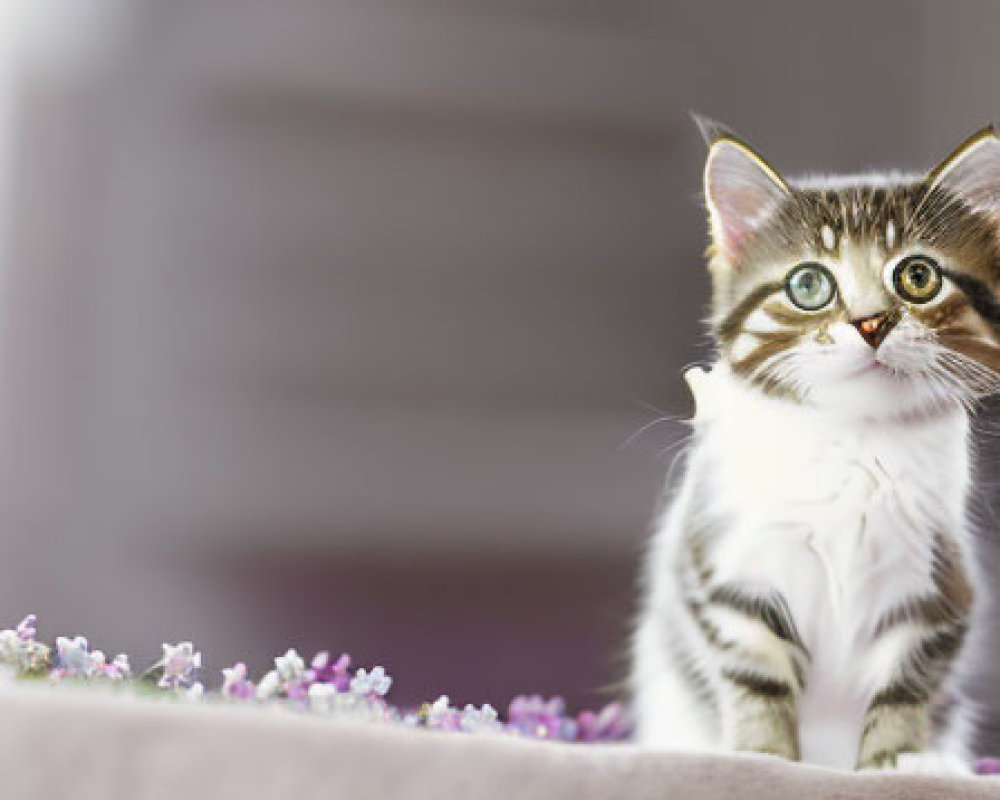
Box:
[896,750,972,775]
[731,733,798,762]
[891,752,971,776]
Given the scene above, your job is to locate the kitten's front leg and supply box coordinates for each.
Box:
[856,587,970,770]
[693,584,807,760]
[856,624,968,769]
[720,665,799,759]
[856,698,929,770]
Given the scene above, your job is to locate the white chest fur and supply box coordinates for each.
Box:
[683,366,971,766]
[688,364,969,617]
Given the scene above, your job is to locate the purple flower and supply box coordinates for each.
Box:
[158,642,201,690]
[103,654,131,681]
[506,695,577,740]
[272,649,311,701]
[86,650,132,681]
[976,757,1000,775]
[0,612,642,745]
[284,680,311,701]
[221,663,255,700]
[309,652,352,692]
[575,703,631,742]
[16,615,36,642]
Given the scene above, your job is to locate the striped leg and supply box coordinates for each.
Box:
[721,666,799,759]
[856,622,968,769]
[689,584,808,760]
[857,538,972,770]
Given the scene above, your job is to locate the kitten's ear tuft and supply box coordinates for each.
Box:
[691,113,735,146]
[926,125,1000,216]
[703,134,788,265]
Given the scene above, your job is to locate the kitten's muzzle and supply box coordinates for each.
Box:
[851,311,899,349]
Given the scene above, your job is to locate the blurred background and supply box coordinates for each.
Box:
[0,0,998,748]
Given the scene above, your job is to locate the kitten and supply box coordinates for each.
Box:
[631,122,1000,772]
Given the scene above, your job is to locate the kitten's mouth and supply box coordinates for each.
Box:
[846,359,894,379]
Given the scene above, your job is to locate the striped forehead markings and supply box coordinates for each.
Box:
[820,225,837,252]
[715,179,1000,399]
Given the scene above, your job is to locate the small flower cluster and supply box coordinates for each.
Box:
[0,615,49,675]
[7,614,1000,775]
[245,649,395,722]
[155,642,202,698]
[506,695,629,742]
[0,614,632,745]
[53,635,131,681]
[404,695,503,734]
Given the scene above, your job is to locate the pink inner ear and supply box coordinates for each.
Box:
[714,185,777,257]
[935,137,1000,216]
[706,141,786,262]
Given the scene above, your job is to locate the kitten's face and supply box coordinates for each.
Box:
[705,127,1000,419]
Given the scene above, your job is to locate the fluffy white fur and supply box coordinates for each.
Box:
[632,358,977,772]
[632,128,1000,773]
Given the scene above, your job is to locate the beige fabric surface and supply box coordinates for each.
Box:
[0,684,996,800]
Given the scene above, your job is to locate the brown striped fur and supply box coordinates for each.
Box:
[707,127,1000,405]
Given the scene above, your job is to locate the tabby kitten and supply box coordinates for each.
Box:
[632,123,1000,772]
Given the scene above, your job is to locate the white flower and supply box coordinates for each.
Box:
[222,663,247,694]
[461,703,501,733]
[160,642,201,686]
[426,694,455,728]
[0,629,22,664]
[256,669,280,700]
[110,654,131,679]
[0,617,46,674]
[308,681,335,713]
[56,636,93,676]
[350,666,392,697]
[181,682,204,702]
[329,691,390,723]
[430,695,451,712]
[275,649,305,682]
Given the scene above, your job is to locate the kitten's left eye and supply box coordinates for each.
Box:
[785,263,835,311]
[893,255,942,304]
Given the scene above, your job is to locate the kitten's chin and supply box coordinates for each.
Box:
[802,369,962,421]
[842,360,894,379]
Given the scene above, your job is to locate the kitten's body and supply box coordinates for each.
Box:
[632,128,1000,771]
[634,363,975,769]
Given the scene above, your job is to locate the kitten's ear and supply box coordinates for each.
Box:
[926,125,1000,216]
[701,125,789,265]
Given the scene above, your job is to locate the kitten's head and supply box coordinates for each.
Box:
[704,121,1000,419]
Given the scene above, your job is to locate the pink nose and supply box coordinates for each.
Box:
[850,311,897,349]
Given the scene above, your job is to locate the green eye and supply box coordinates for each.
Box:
[893,255,942,303]
[785,263,836,311]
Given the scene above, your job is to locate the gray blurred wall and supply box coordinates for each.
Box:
[0,0,997,744]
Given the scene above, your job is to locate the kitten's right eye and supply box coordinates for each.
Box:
[892,255,942,304]
[785,263,836,311]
